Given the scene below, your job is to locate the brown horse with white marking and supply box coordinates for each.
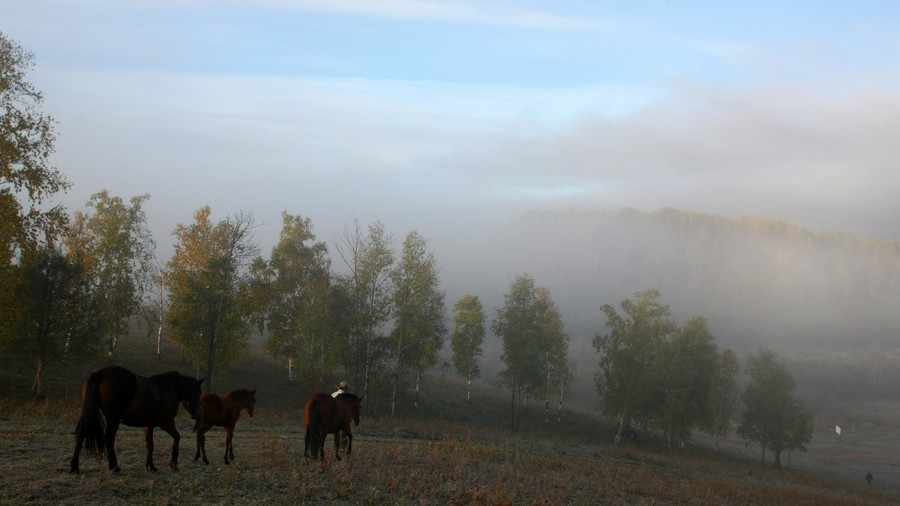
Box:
[304,393,361,461]
[192,388,257,465]
[69,366,204,474]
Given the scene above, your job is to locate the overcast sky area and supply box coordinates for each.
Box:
[5,0,900,262]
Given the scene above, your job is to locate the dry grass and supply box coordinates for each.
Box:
[1,405,897,506]
[2,333,898,504]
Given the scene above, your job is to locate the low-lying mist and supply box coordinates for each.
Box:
[433,207,900,408]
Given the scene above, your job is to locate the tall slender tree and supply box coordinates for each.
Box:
[72,190,155,358]
[450,294,485,402]
[334,219,394,407]
[253,212,334,385]
[164,207,258,393]
[705,348,740,451]
[594,289,677,443]
[388,230,446,414]
[535,288,574,423]
[655,316,717,449]
[493,275,567,429]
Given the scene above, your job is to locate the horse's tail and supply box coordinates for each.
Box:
[75,372,106,457]
[307,398,322,459]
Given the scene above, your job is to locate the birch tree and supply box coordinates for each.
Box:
[535,287,574,423]
[450,294,485,402]
[73,190,155,358]
[704,348,740,450]
[254,212,334,384]
[594,289,677,443]
[493,275,566,430]
[334,219,394,407]
[388,230,446,415]
[164,207,258,393]
[655,316,717,449]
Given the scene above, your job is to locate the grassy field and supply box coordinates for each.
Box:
[1,333,899,504]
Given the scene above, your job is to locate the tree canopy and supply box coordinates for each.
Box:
[738,349,813,469]
[164,207,258,393]
[0,32,69,266]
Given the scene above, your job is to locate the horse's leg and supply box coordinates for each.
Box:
[194,426,210,465]
[158,420,180,471]
[346,429,353,456]
[333,431,341,461]
[227,425,236,461]
[144,427,158,472]
[223,425,234,465]
[105,418,121,473]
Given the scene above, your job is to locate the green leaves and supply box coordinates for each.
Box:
[738,349,813,468]
[164,207,259,393]
[255,212,334,382]
[450,294,485,381]
[0,32,69,265]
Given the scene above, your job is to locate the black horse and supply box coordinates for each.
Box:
[69,365,204,474]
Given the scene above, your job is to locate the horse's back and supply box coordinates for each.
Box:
[86,366,138,410]
[305,393,358,434]
[198,393,226,423]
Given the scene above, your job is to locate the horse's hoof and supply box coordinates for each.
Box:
[112,467,122,474]
[203,459,209,465]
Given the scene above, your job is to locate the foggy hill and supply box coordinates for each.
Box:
[437,207,900,402]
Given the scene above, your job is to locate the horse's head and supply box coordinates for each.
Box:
[182,376,205,420]
[349,394,363,426]
[246,389,256,417]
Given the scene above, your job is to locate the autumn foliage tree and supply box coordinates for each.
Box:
[69,190,155,359]
[5,245,102,398]
[164,207,258,393]
[0,32,69,268]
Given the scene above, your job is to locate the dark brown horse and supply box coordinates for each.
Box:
[69,366,204,474]
[192,388,256,465]
[304,393,362,461]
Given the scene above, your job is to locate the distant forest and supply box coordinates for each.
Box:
[451,207,900,406]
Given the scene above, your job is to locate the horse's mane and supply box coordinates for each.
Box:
[226,388,256,401]
[336,393,360,401]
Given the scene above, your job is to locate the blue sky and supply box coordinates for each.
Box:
[4,0,900,259]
